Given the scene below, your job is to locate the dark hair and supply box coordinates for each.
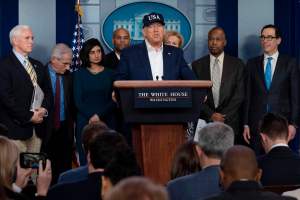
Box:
[79,38,105,68]
[103,148,141,185]
[89,132,128,169]
[261,24,281,38]
[0,123,8,135]
[259,112,288,139]
[208,26,226,39]
[170,140,201,180]
[81,122,109,153]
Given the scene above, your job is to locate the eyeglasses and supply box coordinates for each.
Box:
[260,35,278,41]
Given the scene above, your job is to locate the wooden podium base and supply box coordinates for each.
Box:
[132,124,186,185]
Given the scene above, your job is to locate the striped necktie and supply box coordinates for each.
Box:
[24,57,37,85]
[212,58,221,107]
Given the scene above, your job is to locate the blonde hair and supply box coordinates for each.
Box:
[0,136,19,189]
[163,31,184,48]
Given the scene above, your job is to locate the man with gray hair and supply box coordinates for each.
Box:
[167,122,234,200]
[42,43,75,184]
[0,25,52,153]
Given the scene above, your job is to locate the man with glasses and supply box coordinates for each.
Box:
[243,24,300,155]
[43,43,75,184]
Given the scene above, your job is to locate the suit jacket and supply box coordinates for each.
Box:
[57,165,88,184]
[47,172,102,200]
[244,54,300,137]
[167,165,221,200]
[257,146,300,186]
[205,181,296,200]
[102,51,119,70]
[192,54,245,135]
[0,52,52,140]
[43,67,75,145]
[114,41,196,80]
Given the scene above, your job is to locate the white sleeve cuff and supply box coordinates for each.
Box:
[12,183,22,193]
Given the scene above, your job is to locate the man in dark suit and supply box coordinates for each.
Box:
[243,24,300,154]
[0,25,52,152]
[115,12,195,81]
[167,122,234,200]
[102,28,130,70]
[258,113,300,186]
[43,43,75,184]
[192,27,245,137]
[47,132,129,200]
[206,145,296,200]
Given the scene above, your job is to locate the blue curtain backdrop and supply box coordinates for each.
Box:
[216,0,238,57]
[56,0,77,47]
[275,0,300,63]
[0,0,18,57]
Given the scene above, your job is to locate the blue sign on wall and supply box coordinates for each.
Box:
[102,2,192,50]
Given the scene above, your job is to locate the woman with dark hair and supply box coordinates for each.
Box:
[73,38,116,165]
[170,140,201,180]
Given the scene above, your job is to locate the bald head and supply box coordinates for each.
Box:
[220,145,261,189]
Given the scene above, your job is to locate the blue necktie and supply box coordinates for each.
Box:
[265,57,272,90]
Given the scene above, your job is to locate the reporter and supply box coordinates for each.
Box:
[0,136,52,199]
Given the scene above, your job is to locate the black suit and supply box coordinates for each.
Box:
[102,51,119,70]
[46,172,102,200]
[205,181,296,200]
[42,65,75,184]
[257,146,300,186]
[0,52,52,140]
[244,54,300,153]
[192,54,245,136]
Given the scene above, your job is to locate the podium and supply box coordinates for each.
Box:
[114,80,212,184]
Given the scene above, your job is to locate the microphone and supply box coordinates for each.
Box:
[161,76,164,80]
[156,75,159,81]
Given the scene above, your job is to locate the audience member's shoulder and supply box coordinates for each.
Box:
[58,166,88,184]
[168,171,200,187]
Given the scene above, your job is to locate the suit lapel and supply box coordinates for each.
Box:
[140,42,153,80]
[257,55,267,91]
[163,45,172,80]
[202,56,215,108]
[269,54,283,92]
[218,55,230,106]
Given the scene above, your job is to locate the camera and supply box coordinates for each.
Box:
[20,152,47,169]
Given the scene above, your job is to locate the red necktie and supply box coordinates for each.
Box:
[54,74,61,129]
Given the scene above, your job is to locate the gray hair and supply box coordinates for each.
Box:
[197,122,234,158]
[9,25,32,45]
[51,43,72,60]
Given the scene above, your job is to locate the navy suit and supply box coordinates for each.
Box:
[257,146,300,186]
[244,54,300,153]
[167,165,221,200]
[114,41,196,80]
[0,52,52,140]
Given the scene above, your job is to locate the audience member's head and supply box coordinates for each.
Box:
[80,38,105,68]
[260,24,281,55]
[50,43,72,74]
[112,28,130,53]
[196,122,234,168]
[259,113,289,153]
[170,140,201,180]
[220,145,262,190]
[81,121,109,153]
[87,132,128,172]
[208,26,226,57]
[105,177,168,200]
[101,148,141,198]
[9,25,34,56]
[0,136,19,189]
[0,123,8,135]
[164,31,184,48]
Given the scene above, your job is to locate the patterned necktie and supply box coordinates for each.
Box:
[24,57,37,85]
[212,58,221,107]
[265,57,273,90]
[54,74,61,129]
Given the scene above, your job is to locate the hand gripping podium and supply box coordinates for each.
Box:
[114,80,212,184]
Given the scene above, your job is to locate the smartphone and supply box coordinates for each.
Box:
[20,152,47,169]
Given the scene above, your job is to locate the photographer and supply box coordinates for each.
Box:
[0,136,52,199]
